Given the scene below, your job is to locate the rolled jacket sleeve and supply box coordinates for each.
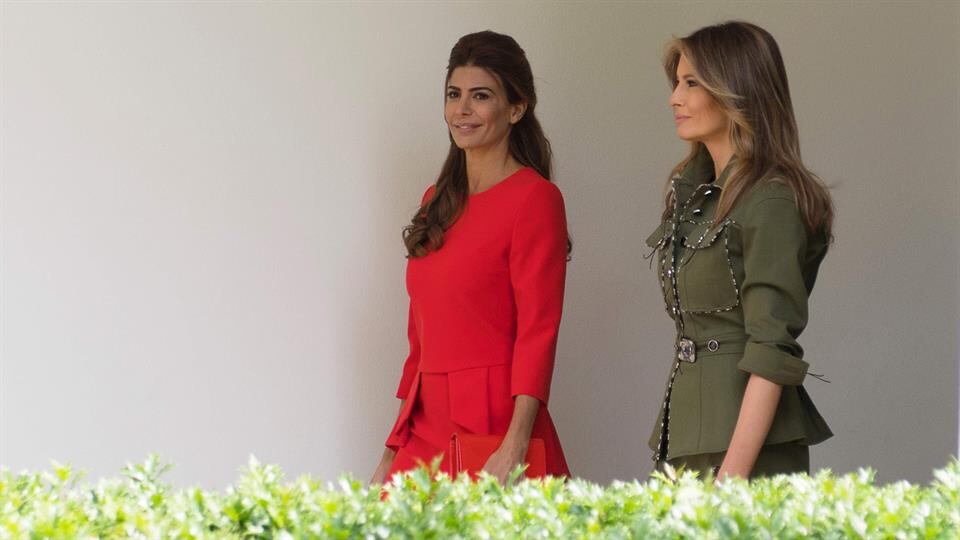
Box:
[508,182,568,405]
[737,196,811,386]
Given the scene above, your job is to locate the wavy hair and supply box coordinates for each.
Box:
[663,21,834,239]
[403,31,555,257]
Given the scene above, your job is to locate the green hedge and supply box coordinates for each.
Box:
[2,456,958,539]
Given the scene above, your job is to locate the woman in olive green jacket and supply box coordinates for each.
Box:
[647,21,834,479]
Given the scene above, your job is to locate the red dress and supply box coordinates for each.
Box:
[385,167,570,478]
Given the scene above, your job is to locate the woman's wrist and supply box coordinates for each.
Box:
[500,394,539,459]
[716,458,750,480]
[500,432,530,460]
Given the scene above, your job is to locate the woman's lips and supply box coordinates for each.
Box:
[674,115,690,124]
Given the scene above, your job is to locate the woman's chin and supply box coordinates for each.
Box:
[452,140,482,151]
[449,135,471,150]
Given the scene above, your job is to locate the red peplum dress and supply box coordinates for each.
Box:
[384,167,570,478]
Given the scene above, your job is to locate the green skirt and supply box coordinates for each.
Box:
[660,441,809,479]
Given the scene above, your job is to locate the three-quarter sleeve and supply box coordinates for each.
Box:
[508,182,568,404]
[393,185,434,399]
[736,196,811,386]
[394,302,421,399]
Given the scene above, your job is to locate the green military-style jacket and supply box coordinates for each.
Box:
[646,147,832,462]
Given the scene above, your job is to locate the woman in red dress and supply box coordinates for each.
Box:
[370,30,570,485]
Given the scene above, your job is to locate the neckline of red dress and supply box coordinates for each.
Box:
[468,167,532,198]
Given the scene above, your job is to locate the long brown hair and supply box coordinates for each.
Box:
[663,21,834,239]
[404,30,554,258]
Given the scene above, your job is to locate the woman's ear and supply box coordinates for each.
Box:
[510,102,527,124]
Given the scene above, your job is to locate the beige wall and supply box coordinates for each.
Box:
[1,1,957,486]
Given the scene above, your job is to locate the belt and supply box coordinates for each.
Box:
[676,336,746,364]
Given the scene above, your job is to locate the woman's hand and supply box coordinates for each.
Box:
[482,394,540,485]
[482,441,526,485]
[370,448,396,486]
[372,400,406,485]
[715,462,750,481]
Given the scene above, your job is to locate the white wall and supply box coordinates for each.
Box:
[1,1,957,487]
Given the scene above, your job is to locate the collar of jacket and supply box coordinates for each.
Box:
[673,145,736,203]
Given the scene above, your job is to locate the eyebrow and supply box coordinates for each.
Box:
[447,85,497,93]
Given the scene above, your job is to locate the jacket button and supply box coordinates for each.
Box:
[707,339,720,352]
[704,189,714,196]
[693,208,703,216]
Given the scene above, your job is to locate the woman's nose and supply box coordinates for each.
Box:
[669,86,683,108]
[455,97,472,116]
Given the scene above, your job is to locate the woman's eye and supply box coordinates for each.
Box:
[473,92,489,100]
[686,79,699,88]
[446,90,459,99]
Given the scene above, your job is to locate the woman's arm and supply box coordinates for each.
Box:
[723,195,816,479]
[484,182,568,484]
[717,375,781,479]
[370,399,406,485]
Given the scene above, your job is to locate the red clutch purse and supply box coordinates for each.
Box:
[448,433,546,479]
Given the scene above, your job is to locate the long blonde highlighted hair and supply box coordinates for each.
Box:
[663,21,833,239]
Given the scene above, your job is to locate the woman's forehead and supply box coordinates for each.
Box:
[448,66,502,89]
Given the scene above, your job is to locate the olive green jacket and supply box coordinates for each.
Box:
[646,148,832,462]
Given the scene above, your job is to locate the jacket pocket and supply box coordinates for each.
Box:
[645,221,676,314]
[645,222,670,249]
[678,222,740,313]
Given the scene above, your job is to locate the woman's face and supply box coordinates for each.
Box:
[445,66,524,151]
[670,54,728,145]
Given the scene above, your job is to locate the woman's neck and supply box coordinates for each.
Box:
[464,138,522,194]
[704,138,734,180]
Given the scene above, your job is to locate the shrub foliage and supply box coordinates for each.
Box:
[2,456,958,538]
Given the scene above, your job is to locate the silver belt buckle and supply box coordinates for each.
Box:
[677,338,696,363]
